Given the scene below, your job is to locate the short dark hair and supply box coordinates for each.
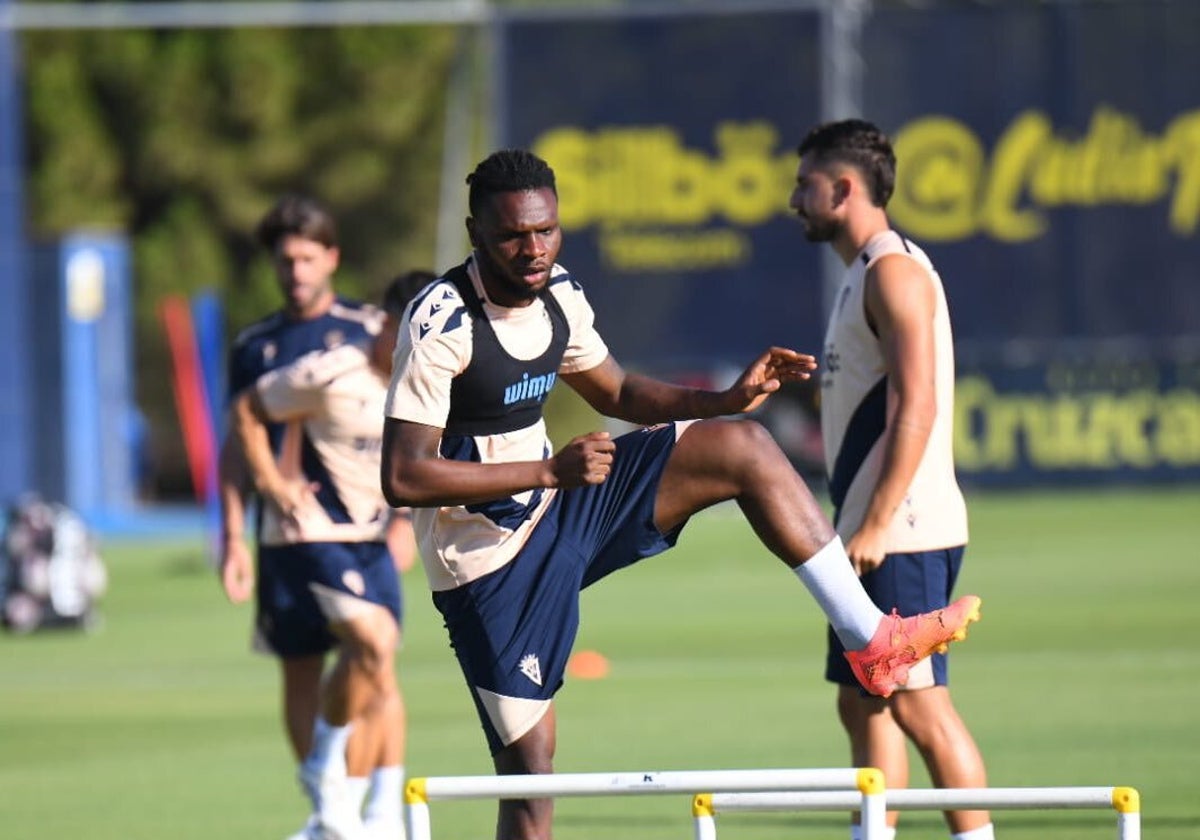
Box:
[797,119,896,208]
[381,269,438,319]
[255,193,339,252]
[466,149,557,217]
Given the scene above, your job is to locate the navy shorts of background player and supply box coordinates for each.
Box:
[256,540,401,658]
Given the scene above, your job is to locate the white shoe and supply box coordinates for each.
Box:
[298,759,365,840]
[284,815,320,840]
[362,816,405,840]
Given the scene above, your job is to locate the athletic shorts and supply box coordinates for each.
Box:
[825,545,965,692]
[255,540,402,658]
[432,422,687,754]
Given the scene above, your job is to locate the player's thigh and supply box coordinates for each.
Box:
[313,541,401,643]
[257,545,339,657]
[329,601,399,664]
[654,418,791,530]
[280,653,326,697]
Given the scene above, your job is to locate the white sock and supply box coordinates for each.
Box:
[952,823,995,840]
[794,537,884,649]
[364,765,405,824]
[851,825,896,840]
[347,776,370,814]
[308,716,353,774]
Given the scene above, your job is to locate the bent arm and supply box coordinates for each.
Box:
[562,351,815,424]
[231,388,292,507]
[381,418,557,509]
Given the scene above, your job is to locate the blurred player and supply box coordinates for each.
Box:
[381,148,982,840]
[790,118,994,840]
[218,194,415,839]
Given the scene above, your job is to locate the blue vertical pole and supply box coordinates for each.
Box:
[191,290,226,442]
[91,236,136,513]
[60,241,105,516]
[60,233,137,519]
[0,0,33,506]
[191,289,225,543]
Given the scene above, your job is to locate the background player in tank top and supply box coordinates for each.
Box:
[791,118,994,840]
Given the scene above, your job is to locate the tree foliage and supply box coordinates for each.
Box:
[21,22,459,496]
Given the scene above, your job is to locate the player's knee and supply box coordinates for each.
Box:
[890,687,959,741]
[690,418,779,468]
[342,630,396,687]
[364,638,396,681]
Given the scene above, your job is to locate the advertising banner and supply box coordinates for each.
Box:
[496,5,827,379]
[862,1,1200,485]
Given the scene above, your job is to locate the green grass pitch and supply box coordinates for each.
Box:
[1,487,1197,839]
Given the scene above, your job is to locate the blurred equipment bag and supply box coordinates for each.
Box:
[1,495,107,633]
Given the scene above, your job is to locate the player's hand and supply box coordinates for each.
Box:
[846,525,888,576]
[387,513,418,574]
[726,347,818,414]
[220,537,255,604]
[265,481,321,541]
[551,432,615,488]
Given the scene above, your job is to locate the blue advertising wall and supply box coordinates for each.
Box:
[496,5,826,379]
[863,1,1200,485]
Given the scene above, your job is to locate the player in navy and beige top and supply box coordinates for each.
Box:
[382,148,981,840]
[219,194,415,840]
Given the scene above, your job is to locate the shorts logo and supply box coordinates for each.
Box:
[341,569,365,596]
[518,653,543,686]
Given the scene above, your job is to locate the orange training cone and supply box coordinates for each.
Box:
[567,649,610,680]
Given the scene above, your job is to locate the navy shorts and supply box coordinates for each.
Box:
[825,545,965,691]
[432,423,685,754]
[256,540,402,658]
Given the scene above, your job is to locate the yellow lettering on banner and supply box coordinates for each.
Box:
[982,112,1049,241]
[533,104,1200,271]
[954,377,1020,470]
[1157,392,1200,465]
[1165,113,1200,235]
[533,122,794,271]
[889,117,985,241]
[715,121,788,226]
[600,229,749,271]
[955,376,1200,471]
[535,121,793,233]
[891,106,1200,241]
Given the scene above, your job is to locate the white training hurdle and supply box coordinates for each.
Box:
[403,767,885,840]
[694,786,1141,840]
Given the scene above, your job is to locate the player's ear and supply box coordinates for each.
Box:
[465,216,479,248]
[832,175,852,207]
